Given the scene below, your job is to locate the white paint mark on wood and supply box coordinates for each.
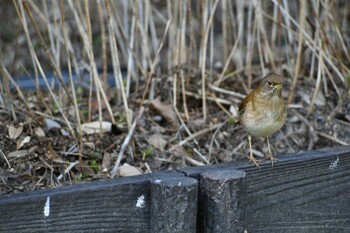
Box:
[329,157,339,169]
[136,195,145,208]
[44,196,50,217]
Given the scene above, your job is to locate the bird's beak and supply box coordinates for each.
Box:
[277,81,288,88]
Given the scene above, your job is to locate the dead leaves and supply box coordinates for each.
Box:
[7,150,30,160]
[149,97,178,130]
[8,125,23,139]
[34,127,45,137]
[7,125,31,150]
[147,134,167,152]
[119,163,142,177]
[17,136,30,150]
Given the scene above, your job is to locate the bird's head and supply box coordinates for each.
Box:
[257,73,288,98]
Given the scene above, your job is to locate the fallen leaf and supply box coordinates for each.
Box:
[7,150,30,160]
[8,125,23,139]
[34,127,45,137]
[17,136,30,150]
[79,121,112,135]
[147,134,167,152]
[45,143,65,163]
[119,163,142,177]
[149,97,178,129]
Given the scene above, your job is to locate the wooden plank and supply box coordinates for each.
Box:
[198,170,246,233]
[0,171,183,233]
[180,146,350,233]
[1,146,350,232]
[150,177,198,233]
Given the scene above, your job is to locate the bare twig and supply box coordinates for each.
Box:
[0,149,11,169]
[173,123,222,148]
[105,0,131,128]
[60,0,83,152]
[288,0,305,103]
[57,161,80,181]
[317,132,349,146]
[111,107,144,178]
[208,119,229,163]
[199,0,220,120]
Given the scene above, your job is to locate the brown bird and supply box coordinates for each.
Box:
[238,73,288,167]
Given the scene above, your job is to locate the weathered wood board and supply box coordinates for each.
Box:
[1,146,350,233]
[0,175,153,232]
[0,171,198,233]
[245,147,350,232]
[181,146,350,233]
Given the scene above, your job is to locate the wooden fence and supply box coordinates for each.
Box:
[1,146,349,233]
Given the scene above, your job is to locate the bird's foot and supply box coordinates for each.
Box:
[249,154,261,168]
[265,153,278,167]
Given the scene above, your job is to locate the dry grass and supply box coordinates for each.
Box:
[0,0,349,192]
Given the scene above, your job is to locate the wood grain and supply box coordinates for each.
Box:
[0,171,182,233]
[1,146,350,232]
[198,170,246,233]
[245,148,350,232]
[150,177,198,233]
[181,146,350,233]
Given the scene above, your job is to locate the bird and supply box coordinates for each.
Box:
[238,73,288,167]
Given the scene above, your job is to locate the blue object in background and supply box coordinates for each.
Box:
[2,69,127,90]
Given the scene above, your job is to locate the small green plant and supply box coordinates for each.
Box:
[89,152,103,160]
[228,118,238,125]
[52,103,60,114]
[142,146,153,160]
[75,173,83,183]
[117,113,127,123]
[89,159,99,173]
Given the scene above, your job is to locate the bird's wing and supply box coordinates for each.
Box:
[238,90,256,116]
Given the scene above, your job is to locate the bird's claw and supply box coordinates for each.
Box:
[249,155,261,167]
[265,153,278,167]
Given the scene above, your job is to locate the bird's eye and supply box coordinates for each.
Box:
[267,81,273,86]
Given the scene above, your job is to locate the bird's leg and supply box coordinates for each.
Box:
[248,135,260,167]
[265,137,278,167]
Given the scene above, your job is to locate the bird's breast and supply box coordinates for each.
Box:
[239,97,287,138]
